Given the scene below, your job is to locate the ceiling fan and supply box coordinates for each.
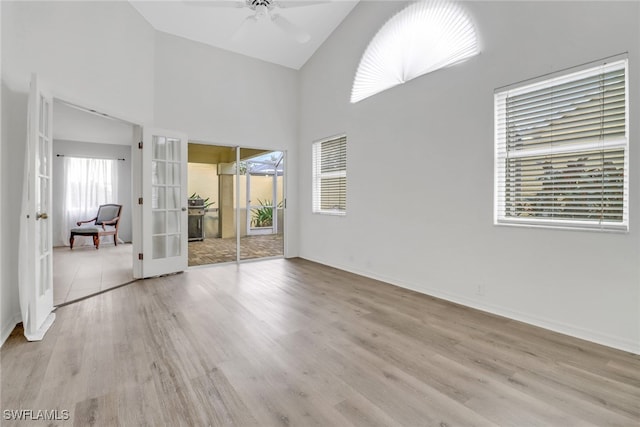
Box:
[185,0,331,43]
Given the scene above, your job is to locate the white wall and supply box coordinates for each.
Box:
[0,1,8,347]
[298,1,640,353]
[1,1,155,343]
[153,32,300,257]
[1,85,26,345]
[52,140,133,246]
[2,1,155,122]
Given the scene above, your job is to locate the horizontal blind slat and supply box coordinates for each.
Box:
[506,85,625,117]
[507,106,625,133]
[507,69,624,105]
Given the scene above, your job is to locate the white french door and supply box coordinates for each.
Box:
[20,74,55,340]
[140,128,188,277]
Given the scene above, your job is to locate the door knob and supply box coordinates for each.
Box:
[36,212,48,220]
[181,207,187,211]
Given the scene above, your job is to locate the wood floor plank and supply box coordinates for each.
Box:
[276,327,496,426]
[73,392,119,427]
[334,395,400,427]
[2,258,639,426]
[114,382,165,427]
[506,370,640,426]
[189,367,260,426]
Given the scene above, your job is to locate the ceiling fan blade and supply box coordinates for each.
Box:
[183,1,247,8]
[231,14,258,41]
[275,1,331,8]
[271,14,310,43]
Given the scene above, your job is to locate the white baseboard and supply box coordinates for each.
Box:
[300,255,640,355]
[0,313,22,348]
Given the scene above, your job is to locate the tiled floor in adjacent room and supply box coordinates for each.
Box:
[53,243,133,305]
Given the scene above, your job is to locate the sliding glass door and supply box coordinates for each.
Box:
[239,150,285,261]
[187,144,284,267]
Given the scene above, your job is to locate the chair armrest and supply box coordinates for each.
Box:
[101,216,120,230]
[76,217,97,226]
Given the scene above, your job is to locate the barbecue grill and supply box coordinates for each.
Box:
[188,198,205,241]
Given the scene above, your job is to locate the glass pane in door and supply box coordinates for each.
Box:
[151,136,183,260]
[37,96,53,297]
[240,150,284,261]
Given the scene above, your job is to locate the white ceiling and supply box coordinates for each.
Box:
[129,1,360,70]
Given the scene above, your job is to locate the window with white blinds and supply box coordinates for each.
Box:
[312,135,347,215]
[495,58,628,231]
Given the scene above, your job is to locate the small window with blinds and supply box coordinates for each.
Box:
[312,135,347,215]
[495,58,628,231]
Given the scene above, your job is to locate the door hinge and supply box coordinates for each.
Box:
[138,253,144,260]
[138,141,143,149]
[138,197,143,205]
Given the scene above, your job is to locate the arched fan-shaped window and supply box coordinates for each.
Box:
[351,0,479,103]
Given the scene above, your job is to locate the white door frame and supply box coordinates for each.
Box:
[50,97,144,279]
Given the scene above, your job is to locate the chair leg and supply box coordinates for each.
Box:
[70,235,74,249]
[94,235,100,249]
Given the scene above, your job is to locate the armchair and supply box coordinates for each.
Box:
[69,204,122,249]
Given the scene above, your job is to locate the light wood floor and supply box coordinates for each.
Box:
[2,258,639,426]
[53,243,133,305]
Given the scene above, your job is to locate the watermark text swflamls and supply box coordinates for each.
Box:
[3,409,70,421]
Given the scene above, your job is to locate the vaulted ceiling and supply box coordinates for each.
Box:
[129,0,360,69]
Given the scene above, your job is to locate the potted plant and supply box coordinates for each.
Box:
[251,199,282,228]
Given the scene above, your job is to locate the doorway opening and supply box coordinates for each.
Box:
[51,100,136,305]
[187,143,285,266]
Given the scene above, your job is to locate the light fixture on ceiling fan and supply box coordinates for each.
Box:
[185,0,331,44]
